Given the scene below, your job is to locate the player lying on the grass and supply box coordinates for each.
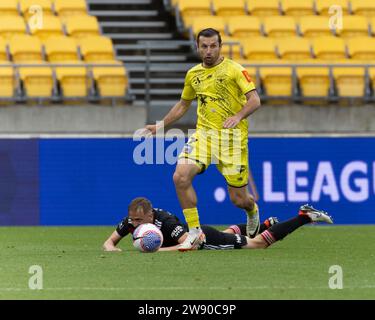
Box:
[103,198,277,252]
[103,197,333,252]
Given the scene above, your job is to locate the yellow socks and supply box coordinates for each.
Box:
[183,207,201,229]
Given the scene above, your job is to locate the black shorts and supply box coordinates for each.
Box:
[200,225,247,250]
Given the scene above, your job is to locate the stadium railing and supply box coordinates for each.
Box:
[241,62,373,103]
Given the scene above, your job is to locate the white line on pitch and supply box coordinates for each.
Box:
[1,285,375,292]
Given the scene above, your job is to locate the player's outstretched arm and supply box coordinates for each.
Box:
[103,230,123,252]
[158,245,181,252]
[158,233,189,252]
[144,99,192,135]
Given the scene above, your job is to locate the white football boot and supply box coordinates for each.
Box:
[246,204,260,238]
[178,227,205,252]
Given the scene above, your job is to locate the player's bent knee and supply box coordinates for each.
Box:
[173,171,191,188]
[245,236,268,249]
[256,235,269,249]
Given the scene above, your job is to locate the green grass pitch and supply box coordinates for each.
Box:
[0,225,374,300]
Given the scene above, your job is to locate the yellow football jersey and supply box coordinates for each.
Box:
[181,57,256,134]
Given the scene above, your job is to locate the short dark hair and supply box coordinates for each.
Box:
[196,28,222,45]
[128,197,153,214]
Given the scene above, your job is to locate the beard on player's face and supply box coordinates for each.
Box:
[202,53,219,66]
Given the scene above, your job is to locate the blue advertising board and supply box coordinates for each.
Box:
[249,137,375,224]
[0,140,39,226]
[0,137,373,226]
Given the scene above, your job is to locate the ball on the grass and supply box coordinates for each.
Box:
[133,223,163,253]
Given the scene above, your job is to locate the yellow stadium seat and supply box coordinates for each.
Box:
[0,64,16,98]
[91,61,128,98]
[299,16,335,38]
[212,0,246,16]
[227,16,261,38]
[44,35,90,99]
[347,37,375,61]
[19,65,54,98]
[54,62,89,98]
[64,15,101,38]
[336,16,369,38]
[368,68,375,94]
[351,0,375,18]
[178,0,212,18]
[44,36,79,62]
[260,65,293,97]
[263,17,297,38]
[9,35,43,62]
[312,37,347,60]
[0,0,19,16]
[190,16,226,36]
[0,37,8,61]
[0,39,15,98]
[28,15,63,40]
[369,18,375,37]
[20,0,53,19]
[237,60,293,101]
[333,65,366,98]
[243,37,277,60]
[53,0,88,18]
[221,36,242,59]
[281,0,314,17]
[297,65,330,97]
[182,17,194,28]
[79,36,116,62]
[315,0,350,15]
[277,37,312,60]
[0,16,26,40]
[246,0,280,17]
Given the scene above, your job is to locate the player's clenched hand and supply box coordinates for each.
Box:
[223,115,241,129]
[136,125,156,137]
[145,124,157,136]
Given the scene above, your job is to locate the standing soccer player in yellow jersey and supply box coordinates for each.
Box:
[145,28,261,251]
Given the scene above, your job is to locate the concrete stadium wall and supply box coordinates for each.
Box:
[249,104,375,133]
[0,103,373,134]
[0,105,147,134]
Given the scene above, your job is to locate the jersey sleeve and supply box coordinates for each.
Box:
[115,217,134,237]
[181,70,196,101]
[235,64,256,95]
[162,216,187,243]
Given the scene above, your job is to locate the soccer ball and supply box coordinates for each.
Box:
[133,223,163,253]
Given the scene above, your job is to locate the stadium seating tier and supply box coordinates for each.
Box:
[0,0,128,102]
